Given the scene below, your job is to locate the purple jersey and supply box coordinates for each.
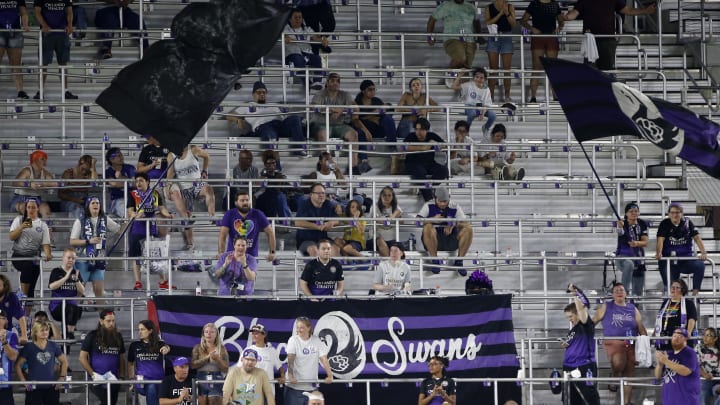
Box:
[127,189,163,236]
[564,318,596,368]
[657,218,700,257]
[0,292,25,331]
[661,345,700,404]
[601,301,638,338]
[215,251,257,296]
[0,0,25,28]
[219,208,269,257]
[81,330,125,375]
[105,164,136,200]
[128,340,167,379]
[48,267,82,312]
[33,0,71,31]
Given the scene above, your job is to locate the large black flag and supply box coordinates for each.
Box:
[541,57,720,178]
[96,0,291,155]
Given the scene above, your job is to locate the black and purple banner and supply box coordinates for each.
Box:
[542,57,720,179]
[152,295,522,405]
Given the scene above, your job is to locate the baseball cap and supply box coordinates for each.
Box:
[242,348,259,360]
[434,187,450,202]
[172,357,190,367]
[99,309,114,319]
[252,81,267,93]
[673,328,688,338]
[250,324,267,334]
[303,391,324,401]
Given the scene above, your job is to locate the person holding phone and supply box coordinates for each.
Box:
[48,248,84,341]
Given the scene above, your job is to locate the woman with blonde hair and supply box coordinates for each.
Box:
[16,321,68,404]
[191,323,229,405]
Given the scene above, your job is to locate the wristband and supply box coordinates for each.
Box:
[427,35,433,41]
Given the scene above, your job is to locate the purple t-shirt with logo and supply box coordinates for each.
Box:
[128,340,167,380]
[661,345,700,404]
[657,218,700,257]
[219,208,269,257]
[0,0,26,28]
[81,329,125,375]
[48,267,83,312]
[33,0,71,31]
[601,301,638,339]
[563,318,596,368]
[0,292,25,332]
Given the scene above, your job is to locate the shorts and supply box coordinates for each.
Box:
[168,183,204,212]
[76,260,106,282]
[530,36,559,52]
[0,31,24,49]
[422,230,459,252]
[603,340,636,375]
[344,240,363,251]
[298,240,317,256]
[311,122,355,139]
[196,371,223,397]
[128,233,149,263]
[443,38,476,62]
[41,34,70,65]
[486,33,514,54]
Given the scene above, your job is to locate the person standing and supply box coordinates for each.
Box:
[214,237,257,296]
[0,275,28,344]
[484,0,516,102]
[656,202,708,295]
[217,191,276,263]
[418,356,456,405]
[159,357,194,405]
[247,324,284,396]
[655,328,701,404]
[426,0,480,69]
[0,309,19,404]
[519,0,562,102]
[33,0,78,100]
[655,279,697,351]
[695,327,720,405]
[614,202,649,296]
[0,0,30,99]
[79,309,126,405]
[561,284,600,405]
[128,320,171,405]
[285,317,333,405]
[16,321,68,405]
[47,248,84,341]
[592,282,647,404]
[191,323,229,405]
[222,348,275,405]
[104,147,136,218]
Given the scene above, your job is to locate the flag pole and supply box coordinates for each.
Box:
[576,141,621,221]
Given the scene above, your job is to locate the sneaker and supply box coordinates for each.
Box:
[133,281,143,290]
[64,91,78,100]
[429,259,441,274]
[66,331,75,340]
[482,125,490,138]
[292,150,308,157]
[33,91,40,100]
[310,82,323,91]
[358,161,372,174]
[99,49,112,59]
[17,91,29,99]
[516,167,525,181]
[158,281,177,290]
[182,244,194,251]
[502,166,511,180]
[454,260,467,276]
[528,97,537,103]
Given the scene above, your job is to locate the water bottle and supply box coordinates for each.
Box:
[64,375,71,392]
[550,368,560,390]
[195,281,202,296]
[408,234,416,251]
[626,328,633,346]
[286,62,294,84]
[585,368,593,386]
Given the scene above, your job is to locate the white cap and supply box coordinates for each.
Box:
[303,391,324,402]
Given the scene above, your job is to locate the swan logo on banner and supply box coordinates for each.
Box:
[316,311,366,379]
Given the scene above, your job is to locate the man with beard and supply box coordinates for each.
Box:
[218,190,276,262]
[79,309,126,405]
[222,348,275,405]
[58,154,98,219]
[160,356,194,405]
[227,81,308,156]
[654,328,701,404]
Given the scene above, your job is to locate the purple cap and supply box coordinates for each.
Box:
[172,357,190,367]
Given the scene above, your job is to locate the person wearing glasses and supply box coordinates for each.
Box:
[247,324,284,395]
[418,356,456,405]
[654,328,700,405]
[295,183,340,257]
[592,282,647,403]
[654,279,697,351]
[695,327,720,405]
[656,202,708,295]
[354,79,397,145]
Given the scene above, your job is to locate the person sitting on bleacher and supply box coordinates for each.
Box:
[403,118,448,202]
[451,68,497,136]
[227,81,308,156]
[104,147,136,218]
[217,190,276,263]
[395,78,439,141]
[417,187,472,276]
[214,236,257,296]
[166,145,216,251]
[479,123,525,181]
[450,120,491,176]
[256,150,295,218]
[135,137,168,181]
[310,72,369,174]
[284,9,326,91]
[372,242,411,295]
[58,154,98,219]
[94,0,148,60]
[354,79,397,144]
[295,183,340,257]
[303,151,368,210]
[127,172,174,291]
[300,239,344,299]
[10,150,54,217]
[337,199,366,258]
[69,196,121,307]
[374,186,403,257]
[230,149,260,204]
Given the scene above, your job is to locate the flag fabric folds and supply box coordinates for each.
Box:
[151,295,521,405]
[541,57,720,179]
[96,0,291,155]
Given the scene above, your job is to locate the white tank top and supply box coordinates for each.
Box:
[14,165,49,199]
[173,150,201,189]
